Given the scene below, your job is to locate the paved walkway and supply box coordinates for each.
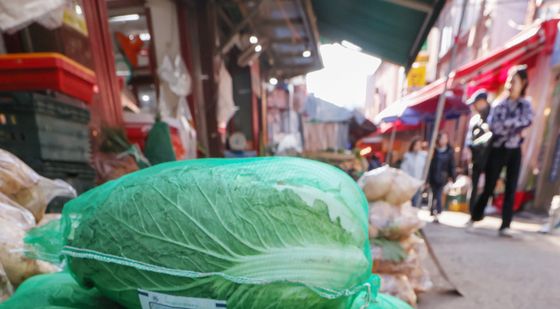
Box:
[417,210,560,309]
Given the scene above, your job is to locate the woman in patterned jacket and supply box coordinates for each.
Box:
[467,65,533,237]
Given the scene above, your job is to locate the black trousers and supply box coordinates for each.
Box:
[471,147,522,230]
[469,164,483,213]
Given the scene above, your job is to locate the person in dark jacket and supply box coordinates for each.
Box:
[465,89,492,213]
[468,65,533,237]
[428,132,456,222]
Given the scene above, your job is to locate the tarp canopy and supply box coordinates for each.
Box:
[375,80,467,124]
[303,94,354,122]
[312,0,446,70]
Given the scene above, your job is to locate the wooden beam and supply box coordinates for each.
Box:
[198,0,224,157]
[269,37,309,44]
[381,0,432,13]
[106,0,145,10]
[217,6,234,29]
[218,0,267,55]
[261,17,304,27]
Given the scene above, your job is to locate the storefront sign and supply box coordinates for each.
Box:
[407,64,426,88]
[549,134,560,183]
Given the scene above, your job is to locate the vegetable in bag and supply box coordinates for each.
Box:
[0,262,12,303]
[358,166,423,204]
[29,157,385,309]
[368,202,424,240]
[378,274,417,307]
[0,149,76,222]
[0,272,120,308]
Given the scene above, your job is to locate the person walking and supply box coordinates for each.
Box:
[465,89,492,212]
[401,137,427,207]
[428,132,456,223]
[368,153,382,170]
[468,65,533,237]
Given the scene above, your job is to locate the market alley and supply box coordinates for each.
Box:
[418,211,560,309]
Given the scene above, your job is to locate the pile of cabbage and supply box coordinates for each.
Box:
[22,157,411,308]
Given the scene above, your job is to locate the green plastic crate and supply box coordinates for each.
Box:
[0,92,90,166]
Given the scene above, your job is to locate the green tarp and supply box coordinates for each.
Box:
[311,0,445,70]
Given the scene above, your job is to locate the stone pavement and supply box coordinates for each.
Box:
[416,210,560,309]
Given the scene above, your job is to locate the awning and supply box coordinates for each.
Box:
[303,94,354,122]
[375,19,560,125]
[375,79,467,124]
[311,0,446,70]
[379,121,421,134]
[454,19,559,96]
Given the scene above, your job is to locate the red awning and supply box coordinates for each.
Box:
[454,19,559,96]
[376,19,559,125]
[379,120,421,134]
[375,79,466,123]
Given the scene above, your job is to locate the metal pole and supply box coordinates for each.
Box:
[386,125,397,164]
[420,0,469,186]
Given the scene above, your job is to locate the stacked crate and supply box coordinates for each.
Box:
[0,92,95,207]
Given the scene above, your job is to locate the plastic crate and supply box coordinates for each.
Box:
[36,161,95,193]
[0,53,96,103]
[0,92,91,167]
[493,191,534,213]
[35,161,96,213]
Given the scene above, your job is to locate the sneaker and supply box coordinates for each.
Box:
[433,214,440,224]
[465,220,475,232]
[499,228,514,238]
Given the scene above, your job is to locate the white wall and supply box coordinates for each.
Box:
[487,0,529,51]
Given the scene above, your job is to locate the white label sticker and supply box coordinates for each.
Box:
[138,290,227,309]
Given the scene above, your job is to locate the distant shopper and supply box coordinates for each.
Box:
[428,132,456,222]
[468,65,533,237]
[401,137,427,207]
[465,89,492,212]
[368,154,382,170]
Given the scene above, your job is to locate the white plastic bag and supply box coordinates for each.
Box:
[0,261,12,302]
[0,149,77,222]
[158,55,192,98]
[368,201,425,240]
[358,166,423,204]
[217,62,238,129]
[0,0,66,33]
[0,192,35,230]
[0,217,58,286]
[379,274,417,306]
[358,165,394,201]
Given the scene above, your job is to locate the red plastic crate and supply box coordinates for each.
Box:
[125,125,150,151]
[0,53,96,103]
[493,191,534,212]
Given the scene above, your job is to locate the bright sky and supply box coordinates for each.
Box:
[306,43,381,108]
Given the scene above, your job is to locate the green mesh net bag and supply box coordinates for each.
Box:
[25,157,402,309]
[0,271,120,308]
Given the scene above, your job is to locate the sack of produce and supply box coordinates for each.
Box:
[0,193,35,230]
[0,149,77,222]
[371,243,418,275]
[0,208,59,286]
[378,274,417,307]
[0,262,12,303]
[368,202,424,240]
[370,293,413,309]
[27,157,384,309]
[358,166,423,204]
[406,238,433,293]
[0,272,119,309]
